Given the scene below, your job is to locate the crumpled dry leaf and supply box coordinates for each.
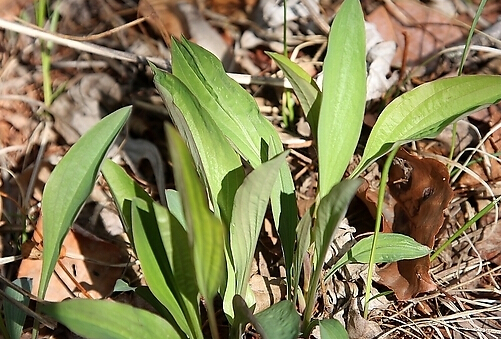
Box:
[377,149,453,300]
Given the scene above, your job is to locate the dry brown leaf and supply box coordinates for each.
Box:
[366,0,468,67]
[18,216,129,301]
[377,149,453,300]
[137,0,190,45]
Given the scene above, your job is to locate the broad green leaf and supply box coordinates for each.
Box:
[254,300,300,339]
[352,75,501,177]
[166,124,226,300]
[232,296,300,339]
[165,38,298,285]
[318,319,349,339]
[267,52,322,137]
[230,151,289,297]
[40,299,183,339]
[314,179,363,266]
[152,63,244,225]
[40,106,130,299]
[4,278,31,339]
[324,233,431,281]
[131,198,198,338]
[101,158,153,244]
[317,0,366,197]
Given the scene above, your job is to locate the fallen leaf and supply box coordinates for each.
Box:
[18,217,129,301]
[366,0,468,67]
[137,0,190,46]
[377,148,453,300]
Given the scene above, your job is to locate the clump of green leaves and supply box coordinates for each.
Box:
[18,0,501,338]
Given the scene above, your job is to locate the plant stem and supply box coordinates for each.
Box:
[205,297,220,339]
[430,196,501,262]
[363,146,399,319]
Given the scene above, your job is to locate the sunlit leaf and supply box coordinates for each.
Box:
[317,0,366,197]
[267,52,322,137]
[152,63,244,224]
[41,299,183,339]
[40,106,130,298]
[230,151,289,297]
[166,124,226,301]
[352,75,501,177]
[324,233,431,281]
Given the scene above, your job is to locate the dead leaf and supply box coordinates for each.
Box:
[137,0,190,46]
[377,148,453,300]
[18,216,129,301]
[366,0,468,67]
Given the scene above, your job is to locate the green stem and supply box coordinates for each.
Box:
[431,196,501,262]
[363,146,399,318]
[301,247,324,332]
[205,297,220,339]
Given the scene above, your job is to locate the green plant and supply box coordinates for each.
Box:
[15,0,500,338]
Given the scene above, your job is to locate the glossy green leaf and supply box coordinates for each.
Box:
[166,124,226,300]
[317,0,366,197]
[324,233,432,281]
[254,300,300,339]
[152,63,244,225]
[131,198,199,338]
[4,278,31,339]
[318,319,349,339]
[165,38,298,284]
[352,75,501,177]
[101,158,153,244]
[267,52,322,137]
[40,299,183,339]
[40,106,130,299]
[230,151,289,297]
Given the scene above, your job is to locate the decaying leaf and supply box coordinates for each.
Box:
[377,148,453,300]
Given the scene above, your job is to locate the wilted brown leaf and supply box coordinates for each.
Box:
[377,149,453,300]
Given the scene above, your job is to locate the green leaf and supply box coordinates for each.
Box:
[163,39,298,285]
[101,158,153,244]
[325,233,432,281]
[131,197,200,338]
[40,106,130,299]
[232,296,299,339]
[4,278,31,339]
[165,189,187,229]
[151,63,244,225]
[317,0,366,197]
[113,279,136,293]
[230,151,289,297]
[352,75,501,177]
[267,52,322,137]
[315,179,363,265]
[318,319,349,339]
[40,299,183,339]
[166,124,226,300]
[254,300,300,339]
